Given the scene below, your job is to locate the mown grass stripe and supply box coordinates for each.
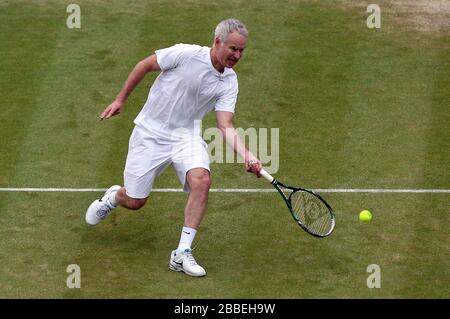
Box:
[1,187,449,193]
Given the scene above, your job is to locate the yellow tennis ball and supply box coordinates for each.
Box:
[359,210,373,222]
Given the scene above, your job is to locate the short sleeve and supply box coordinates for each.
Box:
[155,44,200,71]
[215,78,238,113]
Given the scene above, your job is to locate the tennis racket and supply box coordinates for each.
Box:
[259,168,335,238]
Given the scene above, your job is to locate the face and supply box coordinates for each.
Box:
[214,31,247,69]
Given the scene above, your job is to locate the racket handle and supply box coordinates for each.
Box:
[259,168,274,183]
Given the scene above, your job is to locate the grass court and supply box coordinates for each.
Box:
[0,0,449,298]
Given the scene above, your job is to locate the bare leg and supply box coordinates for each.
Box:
[115,187,148,210]
[183,168,211,229]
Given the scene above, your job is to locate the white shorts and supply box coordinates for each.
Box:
[123,126,210,198]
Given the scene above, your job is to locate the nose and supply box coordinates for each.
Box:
[233,51,241,60]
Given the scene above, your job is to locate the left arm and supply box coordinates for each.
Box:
[216,111,262,177]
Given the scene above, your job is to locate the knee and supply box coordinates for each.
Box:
[188,171,211,192]
[126,198,147,210]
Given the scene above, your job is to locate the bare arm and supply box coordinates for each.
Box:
[216,111,262,177]
[100,54,161,120]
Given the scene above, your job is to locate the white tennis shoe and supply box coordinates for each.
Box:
[85,185,121,225]
[169,249,206,277]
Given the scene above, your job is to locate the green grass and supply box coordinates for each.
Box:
[0,0,449,298]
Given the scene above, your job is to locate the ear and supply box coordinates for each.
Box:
[214,37,222,47]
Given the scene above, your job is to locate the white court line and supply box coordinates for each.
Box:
[0,188,449,193]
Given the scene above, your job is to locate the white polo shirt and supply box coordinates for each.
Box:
[134,44,238,141]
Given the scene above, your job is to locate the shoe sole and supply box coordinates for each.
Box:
[169,262,206,277]
[85,200,101,225]
[85,186,121,226]
[169,263,183,272]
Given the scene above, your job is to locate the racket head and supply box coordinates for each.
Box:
[272,180,335,237]
[288,188,335,237]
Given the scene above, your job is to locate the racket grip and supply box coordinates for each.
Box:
[259,168,274,183]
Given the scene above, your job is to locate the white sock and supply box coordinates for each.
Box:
[107,190,118,207]
[177,226,197,252]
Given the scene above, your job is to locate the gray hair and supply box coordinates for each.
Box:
[214,18,248,44]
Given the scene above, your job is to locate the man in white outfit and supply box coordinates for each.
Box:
[85,18,261,277]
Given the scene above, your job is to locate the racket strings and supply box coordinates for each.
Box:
[291,191,334,236]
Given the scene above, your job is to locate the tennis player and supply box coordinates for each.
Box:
[85,18,261,277]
